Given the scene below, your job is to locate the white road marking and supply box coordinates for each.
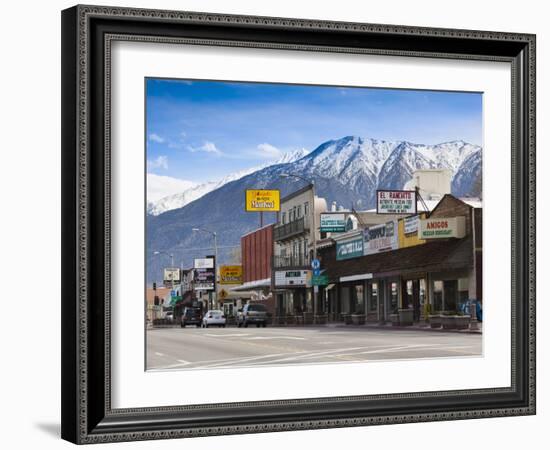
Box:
[246,336,305,340]
[155,352,164,357]
[204,333,250,337]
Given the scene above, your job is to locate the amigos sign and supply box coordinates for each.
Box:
[419,217,466,239]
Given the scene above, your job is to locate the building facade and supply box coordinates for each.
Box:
[316,194,481,325]
[272,184,327,320]
[228,224,275,316]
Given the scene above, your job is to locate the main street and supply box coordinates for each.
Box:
[147,326,482,370]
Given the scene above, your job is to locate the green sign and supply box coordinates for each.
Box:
[311,274,329,286]
[336,237,364,260]
[170,295,182,306]
[320,213,346,233]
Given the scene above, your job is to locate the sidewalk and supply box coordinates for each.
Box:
[325,321,482,334]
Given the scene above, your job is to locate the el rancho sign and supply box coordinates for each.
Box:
[419,216,466,239]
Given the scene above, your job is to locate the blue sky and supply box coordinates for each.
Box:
[146,78,482,196]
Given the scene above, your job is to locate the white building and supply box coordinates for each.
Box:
[272,184,327,317]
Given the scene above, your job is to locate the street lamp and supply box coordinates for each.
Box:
[153,250,174,267]
[280,173,318,316]
[192,227,219,310]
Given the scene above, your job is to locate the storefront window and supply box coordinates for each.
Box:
[354,285,364,313]
[390,282,398,313]
[340,286,351,314]
[433,280,443,312]
[443,280,458,312]
[458,278,469,310]
[367,282,378,312]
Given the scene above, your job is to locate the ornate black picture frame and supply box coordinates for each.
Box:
[61,4,536,444]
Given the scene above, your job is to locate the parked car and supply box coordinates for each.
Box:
[202,309,226,328]
[164,311,174,323]
[237,303,268,328]
[180,307,202,328]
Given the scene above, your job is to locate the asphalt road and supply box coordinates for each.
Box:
[146,326,482,371]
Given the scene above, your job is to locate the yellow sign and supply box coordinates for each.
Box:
[218,289,229,300]
[245,189,280,212]
[219,265,243,285]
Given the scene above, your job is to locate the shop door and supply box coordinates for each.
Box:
[223,302,234,318]
[443,280,458,312]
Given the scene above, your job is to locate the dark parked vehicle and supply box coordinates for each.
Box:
[237,303,268,328]
[181,306,202,328]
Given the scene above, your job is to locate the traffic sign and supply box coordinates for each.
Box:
[311,274,329,286]
[313,268,320,277]
[311,259,320,270]
[218,289,229,300]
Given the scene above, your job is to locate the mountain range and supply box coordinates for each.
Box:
[147,136,482,283]
[147,148,310,216]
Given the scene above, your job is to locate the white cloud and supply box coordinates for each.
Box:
[149,133,165,143]
[257,143,282,159]
[188,141,223,156]
[146,173,197,202]
[147,155,169,170]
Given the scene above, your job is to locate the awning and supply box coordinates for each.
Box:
[229,278,271,292]
[321,236,473,281]
[340,273,373,283]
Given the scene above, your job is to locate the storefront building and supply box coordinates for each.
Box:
[230,224,275,316]
[272,185,327,320]
[316,194,482,324]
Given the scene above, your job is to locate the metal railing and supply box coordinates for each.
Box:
[273,253,311,269]
[273,216,309,241]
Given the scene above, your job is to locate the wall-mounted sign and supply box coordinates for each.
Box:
[404,215,420,234]
[194,258,214,269]
[419,216,466,239]
[336,237,364,260]
[219,265,243,284]
[320,213,346,232]
[163,268,180,282]
[275,270,309,287]
[377,190,417,214]
[363,221,399,255]
[245,189,280,212]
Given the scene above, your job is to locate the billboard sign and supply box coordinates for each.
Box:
[245,189,280,212]
[194,268,215,290]
[363,221,399,255]
[377,190,417,214]
[219,265,243,284]
[419,216,466,239]
[336,237,364,260]
[194,258,214,269]
[320,213,346,232]
[163,268,180,282]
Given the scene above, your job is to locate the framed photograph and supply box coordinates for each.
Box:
[61,5,536,444]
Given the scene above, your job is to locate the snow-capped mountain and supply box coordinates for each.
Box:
[146,136,481,282]
[147,148,310,216]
